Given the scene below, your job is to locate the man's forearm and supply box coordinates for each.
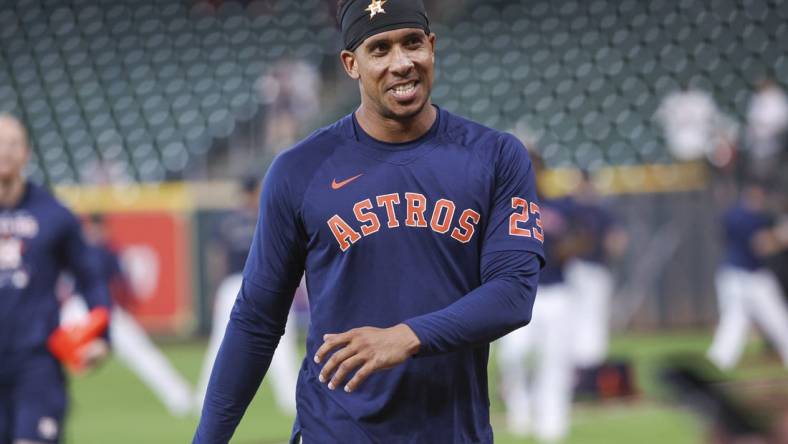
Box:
[403,252,540,356]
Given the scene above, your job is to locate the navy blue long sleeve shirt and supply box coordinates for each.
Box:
[195,108,544,443]
[0,183,111,361]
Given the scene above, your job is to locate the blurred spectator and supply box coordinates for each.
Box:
[656,88,738,163]
[195,175,299,415]
[707,179,788,371]
[61,214,194,417]
[257,59,321,155]
[745,79,788,180]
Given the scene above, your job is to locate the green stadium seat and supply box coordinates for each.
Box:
[207,108,234,139]
[57,113,86,134]
[191,78,213,98]
[96,129,125,159]
[184,124,211,155]
[163,78,187,98]
[161,141,188,172]
[156,62,180,82]
[146,109,173,134]
[2,0,783,183]
[87,112,113,136]
[171,94,197,116]
[110,95,136,115]
[228,92,255,121]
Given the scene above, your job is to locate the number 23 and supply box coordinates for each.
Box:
[509,197,543,242]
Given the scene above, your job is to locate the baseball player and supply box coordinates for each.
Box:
[60,215,194,417]
[707,178,788,370]
[0,114,111,444]
[498,154,580,443]
[565,171,628,368]
[193,1,545,442]
[195,176,299,415]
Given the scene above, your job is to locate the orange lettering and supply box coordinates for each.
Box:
[375,193,401,228]
[530,202,543,242]
[354,199,381,236]
[430,199,456,234]
[405,192,428,227]
[327,214,361,251]
[451,209,481,243]
[509,197,532,237]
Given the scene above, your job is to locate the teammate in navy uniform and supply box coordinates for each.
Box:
[60,214,194,416]
[0,114,111,444]
[565,171,628,369]
[707,178,788,370]
[194,1,545,442]
[498,154,581,442]
[195,176,299,415]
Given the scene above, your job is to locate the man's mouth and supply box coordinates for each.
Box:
[389,81,419,101]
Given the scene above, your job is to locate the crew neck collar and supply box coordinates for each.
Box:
[351,105,442,152]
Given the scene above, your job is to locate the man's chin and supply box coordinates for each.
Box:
[383,99,428,121]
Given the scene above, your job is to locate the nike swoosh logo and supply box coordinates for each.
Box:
[331,174,363,190]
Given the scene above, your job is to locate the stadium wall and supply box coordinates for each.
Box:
[54,162,719,335]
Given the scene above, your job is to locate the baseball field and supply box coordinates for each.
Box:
[63,331,785,443]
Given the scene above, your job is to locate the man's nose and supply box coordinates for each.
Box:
[389,46,414,75]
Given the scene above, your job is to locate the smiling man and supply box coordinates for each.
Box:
[193,1,544,443]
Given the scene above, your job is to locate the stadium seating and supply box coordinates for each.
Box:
[0,0,339,184]
[0,0,785,183]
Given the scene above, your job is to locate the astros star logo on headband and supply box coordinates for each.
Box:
[365,0,386,19]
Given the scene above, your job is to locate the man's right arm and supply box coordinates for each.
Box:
[193,155,307,443]
[193,278,295,442]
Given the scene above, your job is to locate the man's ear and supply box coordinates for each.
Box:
[429,33,436,63]
[340,50,360,80]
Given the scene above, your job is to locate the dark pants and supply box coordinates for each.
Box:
[0,349,67,444]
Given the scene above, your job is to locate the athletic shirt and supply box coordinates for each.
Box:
[195,107,545,443]
[721,202,773,271]
[0,182,109,363]
[88,243,134,309]
[538,197,574,285]
[215,208,257,274]
[572,200,615,264]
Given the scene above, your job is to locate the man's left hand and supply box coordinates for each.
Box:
[314,324,420,393]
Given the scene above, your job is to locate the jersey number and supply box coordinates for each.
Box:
[509,198,543,241]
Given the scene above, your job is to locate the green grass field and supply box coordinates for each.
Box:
[63,331,785,443]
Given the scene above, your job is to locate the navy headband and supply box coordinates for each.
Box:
[339,0,430,51]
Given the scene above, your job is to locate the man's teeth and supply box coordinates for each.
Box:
[393,82,416,94]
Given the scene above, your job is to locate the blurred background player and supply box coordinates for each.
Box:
[566,170,628,369]
[0,114,110,444]
[194,175,298,415]
[707,177,788,371]
[59,214,194,417]
[497,151,581,443]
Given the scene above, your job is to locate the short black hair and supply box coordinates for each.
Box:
[336,0,351,26]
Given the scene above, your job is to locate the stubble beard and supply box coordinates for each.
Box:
[378,88,430,122]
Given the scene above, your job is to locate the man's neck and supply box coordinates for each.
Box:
[355,103,437,143]
[0,177,26,208]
